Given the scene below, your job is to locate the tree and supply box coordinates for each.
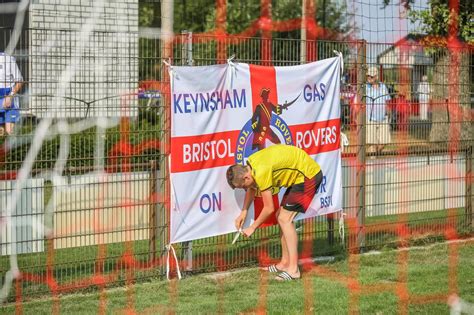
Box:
[384,0,472,44]
[200,0,354,63]
[383,0,472,101]
[409,2,473,43]
[139,0,355,65]
[384,0,473,144]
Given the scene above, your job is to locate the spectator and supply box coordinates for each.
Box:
[417,75,431,120]
[0,52,24,136]
[366,66,391,154]
[392,91,410,132]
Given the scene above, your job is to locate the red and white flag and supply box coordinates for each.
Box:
[170,56,343,243]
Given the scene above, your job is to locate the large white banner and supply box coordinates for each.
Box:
[170,57,343,244]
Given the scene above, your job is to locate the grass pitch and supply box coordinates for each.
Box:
[2,239,473,314]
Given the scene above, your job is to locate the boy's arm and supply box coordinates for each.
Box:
[242,187,256,211]
[235,187,256,230]
[243,189,274,236]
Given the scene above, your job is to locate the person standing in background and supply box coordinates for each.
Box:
[365,66,391,154]
[392,91,410,132]
[0,52,24,136]
[417,75,431,120]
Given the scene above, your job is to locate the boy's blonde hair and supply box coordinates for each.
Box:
[226,164,248,189]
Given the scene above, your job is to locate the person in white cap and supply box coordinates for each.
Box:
[365,66,391,154]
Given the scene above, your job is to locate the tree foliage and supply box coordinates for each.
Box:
[385,0,473,44]
[138,0,354,66]
[409,0,473,44]
[139,0,353,39]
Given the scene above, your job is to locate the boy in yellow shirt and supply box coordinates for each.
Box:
[226,144,323,280]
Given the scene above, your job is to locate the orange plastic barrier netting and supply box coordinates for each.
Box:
[1,0,472,314]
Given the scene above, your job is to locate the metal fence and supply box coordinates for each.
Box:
[0,29,472,300]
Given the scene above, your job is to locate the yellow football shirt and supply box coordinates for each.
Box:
[247,144,321,191]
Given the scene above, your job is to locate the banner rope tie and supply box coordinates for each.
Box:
[226,54,236,90]
[338,212,346,247]
[333,50,344,77]
[162,58,176,91]
[166,244,182,281]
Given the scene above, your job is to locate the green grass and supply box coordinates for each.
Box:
[2,241,473,314]
[1,208,471,301]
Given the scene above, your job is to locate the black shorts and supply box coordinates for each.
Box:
[281,171,323,213]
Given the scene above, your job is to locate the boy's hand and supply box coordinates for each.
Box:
[242,226,255,237]
[234,210,247,230]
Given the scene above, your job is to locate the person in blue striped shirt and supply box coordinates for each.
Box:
[365,66,391,154]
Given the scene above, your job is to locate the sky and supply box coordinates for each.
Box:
[349,0,429,61]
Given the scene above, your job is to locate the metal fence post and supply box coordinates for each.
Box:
[181,30,193,66]
[160,1,174,277]
[356,40,367,251]
[180,30,193,272]
[300,0,307,64]
[148,160,157,262]
[466,145,473,230]
[327,214,334,245]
